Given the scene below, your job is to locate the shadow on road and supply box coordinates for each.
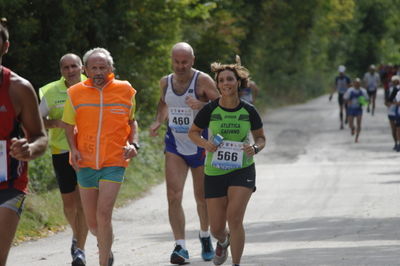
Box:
[245,217,400,243]
[241,245,400,266]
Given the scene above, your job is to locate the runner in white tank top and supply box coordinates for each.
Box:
[164,70,200,155]
[149,42,219,264]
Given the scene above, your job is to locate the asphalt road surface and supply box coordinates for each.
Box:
[9,91,400,266]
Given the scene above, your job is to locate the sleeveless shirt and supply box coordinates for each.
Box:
[0,67,28,193]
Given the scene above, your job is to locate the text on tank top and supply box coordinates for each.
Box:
[165,70,200,155]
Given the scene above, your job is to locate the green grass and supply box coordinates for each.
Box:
[16,131,165,244]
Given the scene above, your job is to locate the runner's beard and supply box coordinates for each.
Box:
[93,76,105,86]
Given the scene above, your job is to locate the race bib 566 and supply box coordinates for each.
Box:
[211,140,243,170]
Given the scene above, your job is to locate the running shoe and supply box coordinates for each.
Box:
[213,235,230,265]
[108,251,114,266]
[199,235,215,261]
[396,145,400,152]
[170,244,189,265]
[71,248,86,266]
[71,238,77,257]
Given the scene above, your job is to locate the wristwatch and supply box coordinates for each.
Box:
[130,142,140,150]
[252,144,259,154]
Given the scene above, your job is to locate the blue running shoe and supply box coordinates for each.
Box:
[170,244,189,265]
[199,235,215,261]
[71,238,77,257]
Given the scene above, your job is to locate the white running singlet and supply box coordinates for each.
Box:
[165,70,201,155]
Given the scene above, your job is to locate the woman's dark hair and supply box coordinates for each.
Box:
[210,62,249,89]
[0,17,9,42]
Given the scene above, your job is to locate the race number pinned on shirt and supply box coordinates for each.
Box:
[168,107,193,133]
[0,141,7,183]
[211,140,243,170]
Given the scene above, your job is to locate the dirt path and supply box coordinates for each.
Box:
[9,90,400,266]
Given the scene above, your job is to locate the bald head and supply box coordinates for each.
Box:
[171,42,194,57]
[59,53,83,87]
[59,53,82,68]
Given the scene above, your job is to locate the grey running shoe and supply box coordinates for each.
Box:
[213,236,230,265]
[71,248,86,266]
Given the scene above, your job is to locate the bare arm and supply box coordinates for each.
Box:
[123,119,139,159]
[243,128,266,156]
[64,123,81,170]
[149,77,168,136]
[9,75,47,161]
[329,82,336,101]
[186,73,219,110]
[188,124,217,152]
[43,118,66,129]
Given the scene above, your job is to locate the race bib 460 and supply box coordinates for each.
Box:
[168,107,193,133]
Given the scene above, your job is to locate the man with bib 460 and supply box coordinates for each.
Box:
[149,42,220,264]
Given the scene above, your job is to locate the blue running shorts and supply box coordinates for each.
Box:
[77,167,125,189]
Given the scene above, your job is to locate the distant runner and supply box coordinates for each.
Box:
[385,75,400,151]
[235,55,259,104]
[363,64,381,115]
[343,78,369,143]
[329,65,351,129]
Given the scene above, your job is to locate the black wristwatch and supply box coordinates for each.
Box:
[252,144,259,154]
[130,142,140,150]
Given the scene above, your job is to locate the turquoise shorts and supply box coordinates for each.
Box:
[77,167,125,189]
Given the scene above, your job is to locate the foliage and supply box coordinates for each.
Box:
[28,150,57,193]
[4,0,400,242]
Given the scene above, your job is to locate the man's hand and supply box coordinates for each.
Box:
[185,96,205,110]
[9,138,32,161]
[123,144,138,159]
[70,148,82,171]
[149,121,161,136]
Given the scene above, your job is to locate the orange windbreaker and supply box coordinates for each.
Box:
[67,74,136,169]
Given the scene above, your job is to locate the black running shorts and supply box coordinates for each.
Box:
[367,90,377,98]
[52,152,77,194]
[0,188,25,217]
[204,164,256,198]
[338,93,345,106]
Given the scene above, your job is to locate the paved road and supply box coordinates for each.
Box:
[9,91,400,266]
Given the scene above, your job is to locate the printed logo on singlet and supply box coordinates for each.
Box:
[0,105,7,112]
[238,114,249,121]
[188,89,194,93]
[211,114,223,121]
